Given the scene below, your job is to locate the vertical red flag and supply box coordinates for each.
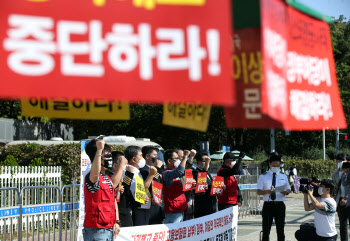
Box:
[210,176,224,196]
[260,0,346,130]
[151,180,162,207]
[183,169,194,191]
[195,172,207,193]
[225,28,283,128]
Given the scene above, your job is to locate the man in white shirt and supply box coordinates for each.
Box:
[257,152,291,241]
[295,179,337,241]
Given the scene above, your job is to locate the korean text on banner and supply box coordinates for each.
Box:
[195,172,207,193]
[163,103,212,132]
[183,169,194,191]
[260,0,346,130]
[0,0,234,106]
[211,176,224,196]
[225,28,282,129]
[116,206,238,241]
[135,175,146,204]
[21,99,130,120]
[152,180,162,207]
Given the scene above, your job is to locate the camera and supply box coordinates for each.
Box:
[299,177,321,197]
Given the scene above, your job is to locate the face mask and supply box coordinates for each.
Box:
[151,157,158,163]
[337,162,343,169]
[230,161,237,168]
[102,154,113,169]
[270,167,280,173]
[174,159,181,168]
[137,158,146,169]
[318,187,324,196]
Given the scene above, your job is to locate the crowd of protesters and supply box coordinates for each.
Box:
[82,139,245,241]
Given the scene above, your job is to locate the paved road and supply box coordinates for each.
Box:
[237,193,340,241]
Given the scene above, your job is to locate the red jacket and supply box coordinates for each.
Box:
[84,174,116,229]
[217,167,239,205]
[162,169,188,213]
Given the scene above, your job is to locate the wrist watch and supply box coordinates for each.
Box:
[116,220,121,226]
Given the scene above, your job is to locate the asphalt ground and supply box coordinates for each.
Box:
[237,193,341,241]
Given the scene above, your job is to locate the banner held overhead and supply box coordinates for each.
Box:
[0,0,234,105]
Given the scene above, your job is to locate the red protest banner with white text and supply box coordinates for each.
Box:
[183,169,193,191]
[0,0,234,106]
[225,28,283,129]
[260,0,347,130]
[151,180,162,207]
[210,176,224,196]
[195,172,207,193]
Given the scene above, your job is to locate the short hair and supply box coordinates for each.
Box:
[196,152,209,162]
[142,145,159,158]
[321,179,335,195]
[164,149,177,163]
[85,139,112,163]
[124,146,141,162]
[269,152,281,163]
[174,148,183,154]
[336,153,346,161]
[112,151,124,164]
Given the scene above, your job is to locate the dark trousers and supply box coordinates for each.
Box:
[119,208,133,227]
[262,201,286,241]
[338,204,350,241]
[295,227,338,241]
[149,205,163,225]
[218,203,236,211]
[132,208,150,226]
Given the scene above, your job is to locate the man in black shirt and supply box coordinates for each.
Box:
[140,146,164,224]
[192,153,217,218]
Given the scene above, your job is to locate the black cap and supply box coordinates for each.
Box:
[223,152,237,160]
[269,152,281,163]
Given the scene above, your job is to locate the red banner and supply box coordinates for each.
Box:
[151,180,162,207]
[210,176,224,196]
[0,0,234,105]
[225,28,283,129]
[183,169,194,191]
[260,0,346,130]
[195,172,207,193]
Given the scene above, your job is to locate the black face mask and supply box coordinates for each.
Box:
[102,154,113,169]
[151,157,158,163]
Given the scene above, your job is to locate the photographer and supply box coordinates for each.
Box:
[295,179,337,241]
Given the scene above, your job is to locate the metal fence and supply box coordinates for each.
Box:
[0,184,79,241]
[236,174,261,219]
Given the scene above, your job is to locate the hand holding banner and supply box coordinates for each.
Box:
[183,169,194,191]
[210,176,224,196]
[152,180,163,207]
[195,172,207,193]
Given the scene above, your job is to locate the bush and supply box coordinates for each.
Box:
[282,159,335,179]
[249,148,269,162]
[302,147,328,160]
[0,142,125,185]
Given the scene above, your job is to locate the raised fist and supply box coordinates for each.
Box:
[204,156,211,163]
[96,140,105,151]
[189,149,197,158]
[126,165,134,173]
[239,151,246,159]
[119,156,128,167]
[149,166,157,176]
[183,150,190,157]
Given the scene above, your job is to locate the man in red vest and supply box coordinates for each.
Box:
[162,149,196,223]
[217,152,243,211]
[83,139,122,241]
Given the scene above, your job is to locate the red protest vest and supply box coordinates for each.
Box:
[84,173,116,229]
[216,167,239,205]
[163,169,188,213]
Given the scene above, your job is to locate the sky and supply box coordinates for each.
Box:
[297,0,350,20]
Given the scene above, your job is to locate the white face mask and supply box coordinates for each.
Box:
[318,187,324,196]
[174,159,181,168]
[270,167,280,173]
[337,162,343,169]
[230,161,237,168]
[137,158,146,169]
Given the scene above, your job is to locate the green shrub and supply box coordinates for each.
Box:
[249,148,269,162]
[29,157,45,166]
[281,159,335,179]
[2,155,19,166]
[302,147,328,160]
